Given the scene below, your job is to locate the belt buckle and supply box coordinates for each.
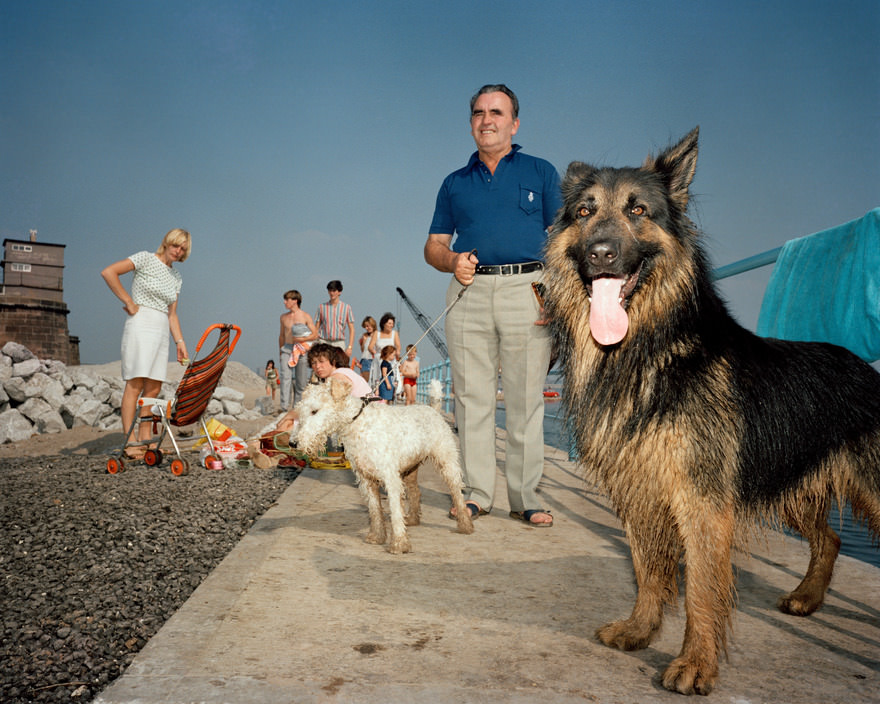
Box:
[499,264,515,276]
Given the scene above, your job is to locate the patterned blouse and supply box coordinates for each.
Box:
[128,251,182,312]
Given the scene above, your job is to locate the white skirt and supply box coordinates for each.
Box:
[121,306,170,382]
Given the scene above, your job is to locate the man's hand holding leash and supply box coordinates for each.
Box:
[453,249,478,286]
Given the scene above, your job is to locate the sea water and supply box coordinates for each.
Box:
[495,398,879,570]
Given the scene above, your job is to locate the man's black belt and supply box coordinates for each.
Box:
[474,261,543,276]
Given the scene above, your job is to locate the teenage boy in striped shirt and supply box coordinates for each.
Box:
[314,279,355,361]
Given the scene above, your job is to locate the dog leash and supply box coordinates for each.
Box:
[371,250,476,396]
[406,249,476,355]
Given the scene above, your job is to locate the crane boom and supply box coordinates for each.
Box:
[396,287,449,359]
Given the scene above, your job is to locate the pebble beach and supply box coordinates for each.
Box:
[0,362,286,703]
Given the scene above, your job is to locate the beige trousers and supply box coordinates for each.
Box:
[444,270,551,513]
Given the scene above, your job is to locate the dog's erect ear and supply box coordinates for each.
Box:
[328,375,353,402]
[560,161,597,210]
[562,161,596,191]
[644,126,699,211]
[564,161,594,182]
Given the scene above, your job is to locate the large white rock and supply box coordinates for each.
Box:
[73,399,110,428]
[68,368,100,389]
[3,376,27,403]
[0,408,35,443]
[2,341,35,363]
[213,385,245,402]
[25,373,66,408]
[19,397,66,434]
[221,399,244,417]
[12,358,42,378]
[89,378,112,403]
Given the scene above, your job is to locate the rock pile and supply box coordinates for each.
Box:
[0,342,269,445]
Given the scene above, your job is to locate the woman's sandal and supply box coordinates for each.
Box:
[509,509,553,527]
[448,501,489,520]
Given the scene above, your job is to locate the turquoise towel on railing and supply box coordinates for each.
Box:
[756,208,880,362]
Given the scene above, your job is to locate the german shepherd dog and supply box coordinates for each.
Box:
[543,127,880,695]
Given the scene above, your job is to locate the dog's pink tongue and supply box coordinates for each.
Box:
[590,277,629,345]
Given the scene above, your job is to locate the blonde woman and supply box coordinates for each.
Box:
[101,228,191,458]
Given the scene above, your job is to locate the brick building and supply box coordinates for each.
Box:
[0,230,80,365]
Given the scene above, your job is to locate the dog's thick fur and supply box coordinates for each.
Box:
[543,127,880,695]
[293,377,474,553]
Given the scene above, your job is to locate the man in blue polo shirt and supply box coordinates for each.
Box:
[424,84,561,527]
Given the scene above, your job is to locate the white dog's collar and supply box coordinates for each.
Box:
[351,395,383,422]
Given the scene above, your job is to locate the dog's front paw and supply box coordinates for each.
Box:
[456,514,474,534]
[387,535,412,554]
[595,619,655,651]
[364,531,386,545]
[661,655,718,696]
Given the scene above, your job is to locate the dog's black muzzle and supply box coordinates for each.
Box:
[569,235,630,283]
[567,226,649,304]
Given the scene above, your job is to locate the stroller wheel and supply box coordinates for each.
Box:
[106,457,124,474]
[144,449,163,466]
[170,458,189,476]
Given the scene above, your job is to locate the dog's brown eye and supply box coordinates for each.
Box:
[632,205,646,216]
[577,206,591,218]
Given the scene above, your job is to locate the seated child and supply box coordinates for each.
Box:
[250,343,371,467]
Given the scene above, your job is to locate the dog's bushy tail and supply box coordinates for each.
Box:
[428,379,444,412]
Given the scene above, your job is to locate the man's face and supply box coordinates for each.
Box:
[470,91,519,155]
[327,288,340,303]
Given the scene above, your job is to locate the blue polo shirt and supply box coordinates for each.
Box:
[429,145,562,265]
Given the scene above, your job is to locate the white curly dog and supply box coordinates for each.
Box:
[293,377,474,553]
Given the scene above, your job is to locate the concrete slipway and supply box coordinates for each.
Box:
[95,429,879,704]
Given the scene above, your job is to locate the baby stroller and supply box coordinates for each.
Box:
[106,323,242,476]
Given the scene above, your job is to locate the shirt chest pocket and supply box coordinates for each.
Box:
[519,185,542,215]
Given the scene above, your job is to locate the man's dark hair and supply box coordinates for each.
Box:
[327,280,343,292]
[470,84,519,118]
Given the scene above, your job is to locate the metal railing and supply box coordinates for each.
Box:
[711,247,781,281]
[415,359,454,413]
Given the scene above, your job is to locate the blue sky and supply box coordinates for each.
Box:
[2,0,877,372]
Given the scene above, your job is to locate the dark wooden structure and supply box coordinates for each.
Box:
[0,231,79,365]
